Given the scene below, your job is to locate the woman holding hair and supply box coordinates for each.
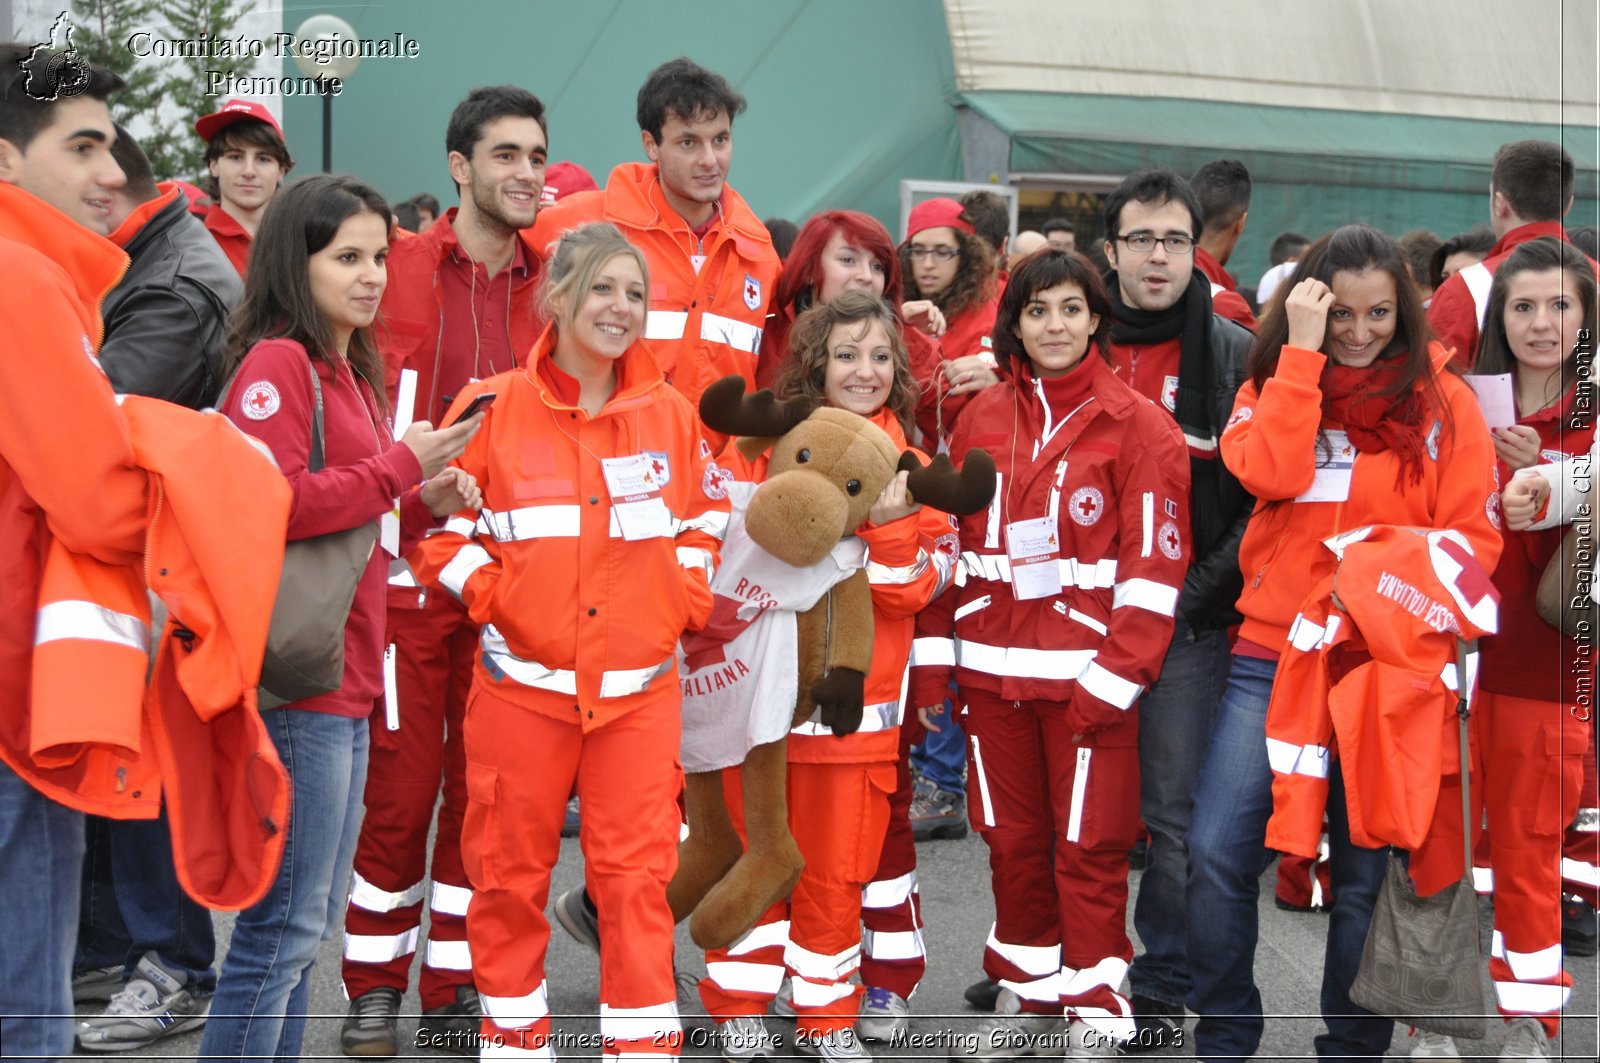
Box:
[696,291,955,1060]
[1446,238,1597,1060]
[909,248,1191,1058]
[409,222,728,1059]
[899,197,1003,444]
[201,174,483,1062]
[1185,224,1501,1062]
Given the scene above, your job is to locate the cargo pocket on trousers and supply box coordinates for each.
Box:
[1535,712,1593,834]
[463,762,504,890]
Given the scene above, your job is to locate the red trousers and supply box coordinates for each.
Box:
[1562,718,1598,906]
[464,681,684,1058]
[962,690,1139,1042]
[1474,692,1590,1035]
[700,758,894,1036]
[342,592,476,1008]
[859,717,925,1000]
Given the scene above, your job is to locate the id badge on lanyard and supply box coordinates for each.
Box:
[1006,516,1062,601]
[601,454,673,540]
[1294,429,1356,503]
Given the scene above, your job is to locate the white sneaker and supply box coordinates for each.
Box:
[75,953,209,1052]
[1499,1016,1551,1061]
[856,986,909,1042]
[797,1025,872,1060]
[954,988,1060,1060]
[719,1013,779,1061]
[1409,1028,1461,1058]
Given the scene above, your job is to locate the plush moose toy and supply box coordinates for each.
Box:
[671,375,995,949]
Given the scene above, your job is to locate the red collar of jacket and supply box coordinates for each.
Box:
[398,205,539,278]
[108,183,183,249]
[597,161,771,252]
[203,203,249,239]
[1012,353,1136,435]
[0,182,128,328]
[1492,220,1570,258]
[1195,247,1238,291]
[524,322,669,413]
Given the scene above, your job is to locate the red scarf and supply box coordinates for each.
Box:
[1321,360,1427,484]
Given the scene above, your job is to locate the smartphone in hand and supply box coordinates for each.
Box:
[448,391,496,426]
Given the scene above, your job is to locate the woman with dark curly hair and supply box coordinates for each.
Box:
[899,198,1002,444]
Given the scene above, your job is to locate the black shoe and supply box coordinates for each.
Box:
[1273,895,1330,913]
[342,987,401,1057]
[1563,894,1598,957]
[962,978,1000,1011]
[420,985,483,1057]
[1121,994,1185,1055]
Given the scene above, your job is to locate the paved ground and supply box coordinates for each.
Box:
[78,830,1598,1061]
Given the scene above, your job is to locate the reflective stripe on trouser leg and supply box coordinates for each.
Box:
[860,719,926,999]
[699,763,788,1022]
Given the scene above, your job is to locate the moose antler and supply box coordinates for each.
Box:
[698,376,816,439]
[898,449,997,516]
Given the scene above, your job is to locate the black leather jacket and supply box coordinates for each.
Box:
[1180,314,1255,632]
[100,191,241,410]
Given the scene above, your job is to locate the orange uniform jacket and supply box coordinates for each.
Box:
[1263,526,1499,875]
[722,409,957,764]
[408,329,729,729]
[378,211,545,428]
[529,162,780,410]
[25,398,292,910]
[1221,343,1502,653]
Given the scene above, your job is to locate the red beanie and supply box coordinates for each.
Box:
[906,197,974,239]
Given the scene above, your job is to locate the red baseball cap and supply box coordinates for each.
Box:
[540,160,598,207]
[194,98,284,143]
[906,197,975,239]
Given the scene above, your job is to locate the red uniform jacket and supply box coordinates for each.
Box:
[202,204,251,278]
[378,208,545,428]
[408,329,729,731]
[1222,344,1502,652]
[223,339,430,717]
[530,163,780,412]
[1194,247,1257,330]
[1426,222,1599,368]
[910,355,1191,744]
[1480,385,1595,702]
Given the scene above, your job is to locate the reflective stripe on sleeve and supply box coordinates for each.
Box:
[439,545,493,599]
[1265,737,1330,780]
[1077,660,1141,710]
[867,550,930,586]
[34,601,150,654]
[910,636,956,668]
[677,546,715,578]
[791,699,900,736]
[1112,578,1179,616]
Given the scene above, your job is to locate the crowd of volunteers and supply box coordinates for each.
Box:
[1,41,1595,1063]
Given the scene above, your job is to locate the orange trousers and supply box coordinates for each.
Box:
[700,758,894,1036]
[463,680,684,1058]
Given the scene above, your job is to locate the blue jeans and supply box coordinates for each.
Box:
[1184,655,1392,1061]
[1129,619,1230,1006]
[198,710,369,1063]
[0,759,85,1063]
[912,689,967,795]
[77,806,217,988]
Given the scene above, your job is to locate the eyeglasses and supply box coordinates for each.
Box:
[907,246,960,262]
[1115,232,1195,254]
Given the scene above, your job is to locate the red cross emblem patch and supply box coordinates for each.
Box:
[1068,486,1104,526]
[743,273,762,311]
[241,380,280,421]
[1158,520,1183,560]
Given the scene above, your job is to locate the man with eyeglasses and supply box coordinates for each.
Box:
[1100,166,1255,1052]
